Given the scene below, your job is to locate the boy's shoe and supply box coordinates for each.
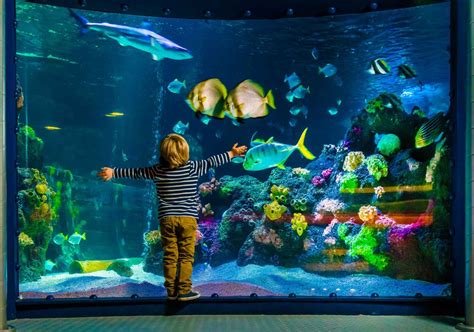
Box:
[177,291,201,301]
[167,291,178,300]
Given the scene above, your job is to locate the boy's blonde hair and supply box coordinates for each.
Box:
[159,133,189,168]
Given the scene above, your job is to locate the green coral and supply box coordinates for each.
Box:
[365,154,389,181]
[269,185,289,204]
[339,225,389,271]
[365,97,384,114]
[107,261,133,277]
[376,134,401,157]
[290,198,308,212]
[339,172,359,193]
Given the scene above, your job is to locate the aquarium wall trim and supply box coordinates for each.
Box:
[15,296,459,318]
[5,0,18,323]
[26,0,448,19]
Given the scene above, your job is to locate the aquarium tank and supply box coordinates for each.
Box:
[15,0,453,299]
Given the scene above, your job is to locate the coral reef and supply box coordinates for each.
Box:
[365,154,389,181]
[343,151,365,172]
[269,185,290,204]
[17,168,58,282]
[264,200,287,221]
[291,213,308,236]
[358,205,378,224]
[339,172,359,193]
[376,133,401,157]
[292,167,311,180]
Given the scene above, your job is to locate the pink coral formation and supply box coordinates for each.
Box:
[374,215,396,229]
[324,237,336,246]
[323,218,338,236]
[311,168,333,187]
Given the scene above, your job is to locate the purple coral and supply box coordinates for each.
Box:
[321,168,333,179]
[311,176,325,187]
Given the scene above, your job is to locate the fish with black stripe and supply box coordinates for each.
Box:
[398,64,417,79]
[414,112,447,148]
[368,58,391,75]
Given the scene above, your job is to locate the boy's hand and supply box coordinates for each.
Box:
[98,167,114,181]
[229,143,248,159]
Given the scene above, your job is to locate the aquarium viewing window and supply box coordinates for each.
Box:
[5,0,469,319]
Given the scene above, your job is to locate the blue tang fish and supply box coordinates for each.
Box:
[69,9,192,61]
[167,79,186,94]
[234,128,315,171]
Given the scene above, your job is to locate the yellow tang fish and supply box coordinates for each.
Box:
[186,78,228,119]
[105,112,125,117]
[224,79,275,120]
[44,126,61,131]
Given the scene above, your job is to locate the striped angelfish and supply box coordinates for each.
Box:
[398,64,417,79]
[414,112,446,148]
[234,128,315,171]
[368,58,391,75]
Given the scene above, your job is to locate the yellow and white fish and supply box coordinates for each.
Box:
[44,126,61,131]
[105,112,125,117]
[224,79,275,120]
[186,78,228,119]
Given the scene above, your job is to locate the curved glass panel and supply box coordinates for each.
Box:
[16,1,452,299]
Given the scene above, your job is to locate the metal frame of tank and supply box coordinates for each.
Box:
[1,0,471,324]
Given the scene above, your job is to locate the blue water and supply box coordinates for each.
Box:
[16,0,452,298]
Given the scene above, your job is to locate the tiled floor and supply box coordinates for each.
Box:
[8,315,464,332]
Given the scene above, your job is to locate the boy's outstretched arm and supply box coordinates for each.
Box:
[191,143,247,177]
[97,165,159,181]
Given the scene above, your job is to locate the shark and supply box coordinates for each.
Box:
[69,9,193,61]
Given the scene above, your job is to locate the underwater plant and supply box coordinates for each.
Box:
[291,213,307,236]
[358,205,378,224]
[269,184,290,204]
[339,172,359,193]
[263,200,287,221]
[343,151,365,172]
[365,154,389,181]
[290,197,308,212]
[376,133,401,157]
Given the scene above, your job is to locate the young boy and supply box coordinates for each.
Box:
[98,133,247,301]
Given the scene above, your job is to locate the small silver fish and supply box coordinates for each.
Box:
[289,118,297,127]
[328,107,338,116]
[311,48,318,60]
[284,72,301,90]
[292,85,310,99]
[68,232,86,245]
[173,120,189,134]
[319,64,337,78]
[44,259,56,272]
[167,79,186,94]
[122,150,128,162]
[289,105,308,118]
[53,233,68,245]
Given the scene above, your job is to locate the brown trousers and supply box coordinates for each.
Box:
[160,216,197,296]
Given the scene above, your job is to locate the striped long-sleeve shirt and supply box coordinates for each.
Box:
[113,152,231,220]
